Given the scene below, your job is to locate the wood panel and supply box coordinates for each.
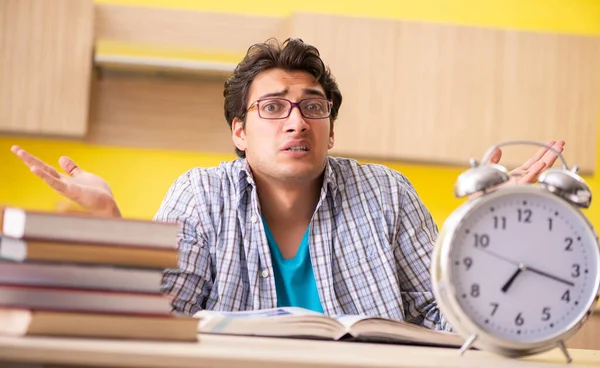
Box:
[86,71,234,154]
[290,13,600,172]
[292,15,397,158]
[0,0,94,136]
[566,310,600,350]
[94,3,289,54]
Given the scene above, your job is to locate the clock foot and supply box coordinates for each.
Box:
[458,334,478,356]
[557,340,572,364]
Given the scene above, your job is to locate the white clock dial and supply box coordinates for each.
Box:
[449,189,599,343]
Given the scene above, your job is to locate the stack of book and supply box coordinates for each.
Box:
[0,206,199,341]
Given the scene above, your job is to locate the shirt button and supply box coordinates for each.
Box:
[251,215,257,223]
[261,269,269,278]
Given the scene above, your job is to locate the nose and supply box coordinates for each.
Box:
[284,105,309,133]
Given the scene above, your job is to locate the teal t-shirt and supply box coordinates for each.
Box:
[262,218,324,313]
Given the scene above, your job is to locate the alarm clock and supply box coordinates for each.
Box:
[431,140,600,363]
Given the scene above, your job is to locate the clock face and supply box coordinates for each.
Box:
[448,189,599,343]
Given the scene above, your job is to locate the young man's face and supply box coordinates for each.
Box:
[232,68,335,185]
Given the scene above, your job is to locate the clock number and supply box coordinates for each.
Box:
[463,257,473,270]
[572,264,580,278]
[490,302,499,316]
[474,233,490,248]
[471,284,480,298]
[541,307,551,321]
[548,218,553,231]
[517,209,532,223]
[561,290,570,303]
[493,216,506,230]
[564,237,573,251]
[515,312,524,326]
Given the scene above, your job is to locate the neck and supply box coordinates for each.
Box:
[255,174,323,228]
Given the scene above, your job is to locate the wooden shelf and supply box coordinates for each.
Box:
[0,0,94,137]
[94,53,236,77]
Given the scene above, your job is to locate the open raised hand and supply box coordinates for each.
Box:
[11,146,121,218]
[486,140,565,184]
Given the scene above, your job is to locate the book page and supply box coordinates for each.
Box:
[194,307,344,339]
[195,307,325,319]
[333,315,371,330]
[349,318,464,348]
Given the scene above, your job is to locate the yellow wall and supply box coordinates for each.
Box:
[2,1,600,229]
[95,0,600,35]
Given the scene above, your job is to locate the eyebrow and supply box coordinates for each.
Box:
[302,88,327,98]
[258,88,327,100]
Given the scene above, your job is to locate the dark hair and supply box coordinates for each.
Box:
[223,37,343,158]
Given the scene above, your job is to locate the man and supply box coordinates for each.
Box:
[10,38,564,331]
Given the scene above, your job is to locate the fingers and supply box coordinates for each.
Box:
[11,145,61,180]
[30,166,68,193]
[29,167,97,212]
[487,148,502,164]
[518,161,547,184]
[519,141,555,170]
[31,167,91,210]
[59,156,82,177]
[540,140,565,168]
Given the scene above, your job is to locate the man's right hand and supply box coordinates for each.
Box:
[11,146,122,218]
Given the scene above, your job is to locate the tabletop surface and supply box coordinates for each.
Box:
[0,333,599,368]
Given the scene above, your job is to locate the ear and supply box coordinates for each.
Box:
[328,120,335,149]
[231,117,247,153]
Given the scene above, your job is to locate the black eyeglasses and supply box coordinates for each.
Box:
[247,98,333,120]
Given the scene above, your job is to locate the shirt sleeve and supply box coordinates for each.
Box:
[393,178,453,332]
[154,171,212,315]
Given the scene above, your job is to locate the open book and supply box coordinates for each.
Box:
[195,307,464,348]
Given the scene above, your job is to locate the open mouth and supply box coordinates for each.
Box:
[285,146,308,152]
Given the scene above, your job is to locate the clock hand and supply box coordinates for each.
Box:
[475,247,575,287]
[524,266,575,287]
[501,264,526,293]
[474,247,519,267]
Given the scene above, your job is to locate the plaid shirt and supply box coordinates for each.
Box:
[156,157,451,331]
